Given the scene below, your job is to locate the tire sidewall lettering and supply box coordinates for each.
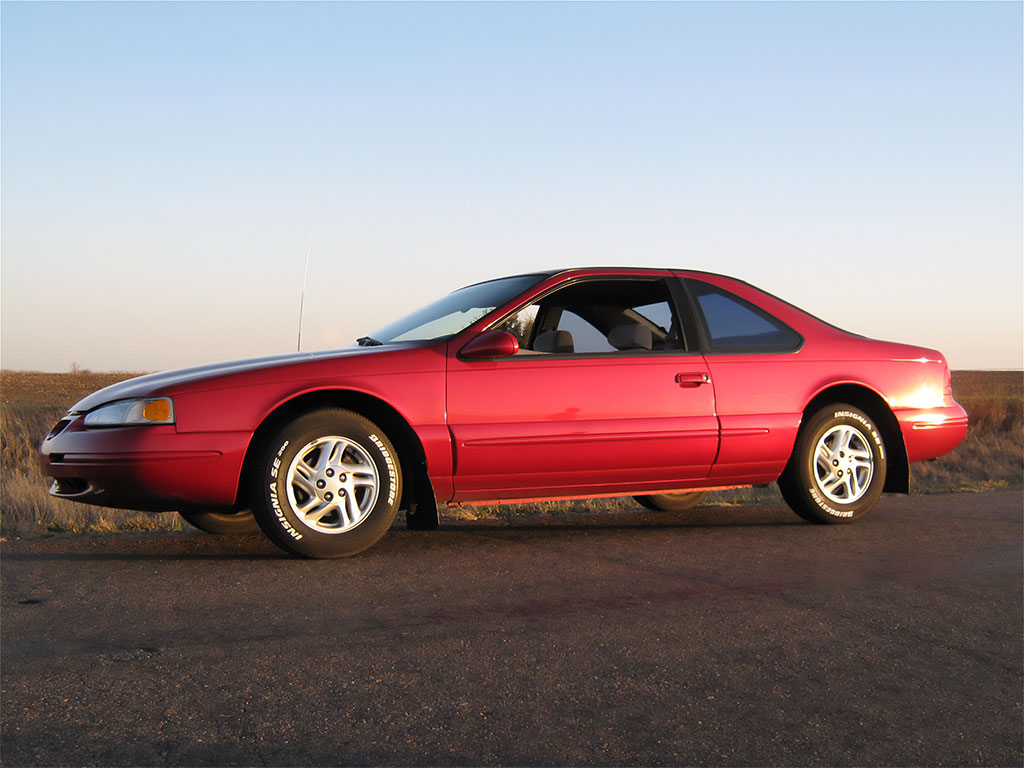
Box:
[367,433,398,507]
[268,439,303,540]
[270,440,289,479]
[254,412,403,557]
[807,483,854,518]
[832,409,885,461]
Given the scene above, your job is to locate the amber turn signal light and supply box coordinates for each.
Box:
[143,399,172,422]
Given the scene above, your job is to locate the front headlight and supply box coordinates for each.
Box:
[83,397,175,427]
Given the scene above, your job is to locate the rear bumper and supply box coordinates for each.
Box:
[39,417,250,512]
[895,403,969,463]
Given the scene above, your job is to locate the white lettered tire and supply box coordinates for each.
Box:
[252,409,402,558]
[779,403,887,524]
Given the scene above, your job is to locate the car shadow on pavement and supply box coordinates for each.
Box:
[0,504,812,562]
[436,503,803,532]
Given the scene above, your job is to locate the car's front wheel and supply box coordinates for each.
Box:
[251,409,402,558]
[178,508,260,534]
[779,403,887,524]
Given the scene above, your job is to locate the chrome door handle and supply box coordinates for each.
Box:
[675,372,710,388]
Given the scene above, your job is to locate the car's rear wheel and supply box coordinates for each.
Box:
[251,409,402,558]
[178,509,260,534]
[633,491,707,511]
[779,403,886,524]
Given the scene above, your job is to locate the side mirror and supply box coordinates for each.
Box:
[459,330,520,360]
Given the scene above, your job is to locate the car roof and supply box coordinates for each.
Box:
[462,266,746,288]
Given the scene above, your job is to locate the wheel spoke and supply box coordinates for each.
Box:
[285,435,380,534]
[844,472,859,499]
[334,500,350,527]
[305,502,337,525]
[296,495,323,516]
[839,430,856,454]
[816,443,833,471]
[849,447,872,462]
[311,443,332,472]
[327,439,348,466]
[344,492,362,523]
[294,460,315,482]
[851,456,873,472]
[291,474,317,497]
[821,474,844,494]
[340,461,373,475]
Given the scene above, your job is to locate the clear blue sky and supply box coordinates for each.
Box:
[2,1,1021,371]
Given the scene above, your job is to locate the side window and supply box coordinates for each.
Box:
[497,279,686,355]
[633,302,675,334]
[555,310,616,353]
[502,304,539,348]
[687,280,801,352]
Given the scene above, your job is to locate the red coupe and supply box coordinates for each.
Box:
[41,268,968,557]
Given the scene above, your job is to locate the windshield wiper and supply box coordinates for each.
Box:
[356,336,384,347]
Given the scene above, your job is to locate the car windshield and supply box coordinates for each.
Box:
[364,273,548,345]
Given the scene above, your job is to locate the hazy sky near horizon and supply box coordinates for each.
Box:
[2,1,1021,372]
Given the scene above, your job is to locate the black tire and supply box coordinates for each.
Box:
[779,403,887,524]
[251,409,402,558]
[633,491,708,512]
[179,509,260,534]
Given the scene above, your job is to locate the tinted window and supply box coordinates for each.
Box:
[498,279,686,354]
[633,302,675,333]
[688,280,801,352]
[555,310,616,353]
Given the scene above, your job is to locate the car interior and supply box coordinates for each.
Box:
[498,279,686,355]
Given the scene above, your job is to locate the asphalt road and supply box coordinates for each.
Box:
[2,490,1022,767]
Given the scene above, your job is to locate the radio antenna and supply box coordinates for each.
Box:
[297,225,313,352]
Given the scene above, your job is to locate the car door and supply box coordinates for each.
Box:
[445,276,719,502]
[679,275,806,485]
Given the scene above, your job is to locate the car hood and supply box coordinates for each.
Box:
[70,346,402,413]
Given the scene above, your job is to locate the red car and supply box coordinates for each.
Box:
[40,268,968,558]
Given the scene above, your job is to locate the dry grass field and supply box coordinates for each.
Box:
[1,371,184,537]
[1,369,1020,538]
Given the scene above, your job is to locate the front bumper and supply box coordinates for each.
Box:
[39,416,251,512]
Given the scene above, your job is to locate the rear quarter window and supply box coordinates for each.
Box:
[687,280,802,352]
